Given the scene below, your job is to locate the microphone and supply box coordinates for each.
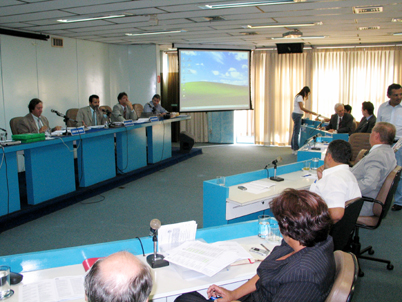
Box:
[51,109,65,117]
[101,108,111,115]
[147,218,169,269]
[0,128,7,132]
[271,156,283,166]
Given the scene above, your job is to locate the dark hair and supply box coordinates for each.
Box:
[344,104,352,113]
[28,98,42,112]
[89,95,99,103]
[152,94,161,100]
[296,86,310,99]
[118,92,128,101]
[362,101,374,115]
[374,122,396,145]
[85,255,152,302]
[327,140,352,165]
[270,189,332,247]
[387,83,402,96]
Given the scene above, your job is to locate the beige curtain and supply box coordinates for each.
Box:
[253,46,402,146]
[167,52,208,142]
[253,50,312,145]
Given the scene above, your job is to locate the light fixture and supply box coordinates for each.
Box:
[392,18,402,23]
[126,30,186,36]
[283,29,302,38]
[147,219,169,269]
[353,6,383,14]
[357,26,380,30]
[244,21,322,29]
[271,36,326,40]
[57,14,126,23]
[393,32,402,36]
[200,0,305,9]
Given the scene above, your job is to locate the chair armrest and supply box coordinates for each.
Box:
[361,196,385,208]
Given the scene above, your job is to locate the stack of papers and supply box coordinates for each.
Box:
[240,180,276,194]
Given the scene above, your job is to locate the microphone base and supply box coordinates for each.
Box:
[270,176,284,182]
[147,254,169,269]
[311,147,321,150]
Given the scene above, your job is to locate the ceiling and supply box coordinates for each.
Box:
[1,0,402,48]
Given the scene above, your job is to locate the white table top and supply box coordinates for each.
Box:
[227,170,317,205]
[8,236,278,302]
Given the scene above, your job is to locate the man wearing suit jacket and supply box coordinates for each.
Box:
[322,103,354,134]
[353,102,376,133]
[351,122,397,216]
[111,92,137,122]
[16,98,61,134]
[76,94,107,127]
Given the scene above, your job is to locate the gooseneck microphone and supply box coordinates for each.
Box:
[146,219,169,269]
[269,156,284,182]
[51,109,65,117]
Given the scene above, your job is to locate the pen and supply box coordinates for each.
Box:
[302,174,311,177]
[261,244,270,252]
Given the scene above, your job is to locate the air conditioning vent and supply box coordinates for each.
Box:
[358,26,380,31]
[353,6,383,14]
[51,37,63,47]
[204,16,226,21]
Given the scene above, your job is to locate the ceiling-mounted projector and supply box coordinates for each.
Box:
[283,30,302,38]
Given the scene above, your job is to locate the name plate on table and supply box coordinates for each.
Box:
[70,127,85,136]
[123,120,134,127]
[149,116,159,122]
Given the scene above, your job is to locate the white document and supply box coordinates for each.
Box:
[211,241,252,260]
[242,180,276,194]
[158,220,197,246]
[134,118,150,123]
[164,241,239,277]
[19,276,85,302]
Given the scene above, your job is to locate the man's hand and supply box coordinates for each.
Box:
[124,99,134,111]
[54,126,62,131]
[317,165,324,180]
[327,129,335,133]
[39,125,48,133]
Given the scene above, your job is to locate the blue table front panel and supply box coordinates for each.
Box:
[116,127,147,173]
[0,150,20,215]
[147,123,172,164]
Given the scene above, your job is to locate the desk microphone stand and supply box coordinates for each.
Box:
[146,229,169,269]
[311,137,321,151]
[270,162,284,182]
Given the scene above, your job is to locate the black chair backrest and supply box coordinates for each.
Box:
[330,197,364,251]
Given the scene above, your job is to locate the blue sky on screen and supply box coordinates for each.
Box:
[181,50,249,86]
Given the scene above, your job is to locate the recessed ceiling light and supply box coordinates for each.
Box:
[392,18,402,23]
[125,30,186,37]
[57,14,126,23]
[353,6,383,14]
[200,0,305,9]
[245,22,322,29]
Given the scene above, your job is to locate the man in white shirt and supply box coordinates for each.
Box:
[351,122,397,215]
[377,83,402,211]
[310,140,361,222]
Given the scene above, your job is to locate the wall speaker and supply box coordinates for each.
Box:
[179,131,195,153]
[276,43,304,54]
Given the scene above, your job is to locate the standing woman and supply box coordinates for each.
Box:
[291,86,320,154]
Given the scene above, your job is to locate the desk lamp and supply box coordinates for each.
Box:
[269,157,284,182]
[147,219,169,269]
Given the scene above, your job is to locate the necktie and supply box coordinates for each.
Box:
[92,110,96,126]
[123,107,127,119]
[37,118,42,133]
[338,117,342,129]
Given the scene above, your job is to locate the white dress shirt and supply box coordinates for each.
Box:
[377,101,402,138]
[310,164,361,208]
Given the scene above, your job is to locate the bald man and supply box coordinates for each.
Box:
[84,251,153,302]
[322,103,354,134]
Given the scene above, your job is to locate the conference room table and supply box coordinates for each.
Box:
[0,116,190,217]
[0,220,276,302]
[300,122,348,147]
[203,160,323,228]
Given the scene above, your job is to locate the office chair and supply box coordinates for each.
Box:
[65,108,79,127]
[134,103,144,118]
[9,117,24,135]
[349,133,371,165]
[350,166,402,276]
[330,197,364,251]
[325,251,358,302]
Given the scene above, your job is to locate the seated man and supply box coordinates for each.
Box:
[322,103,354,134]
[310,140,361,222]
[353,101,376,133]
[84,251,152,302]
[111,92,137,122]
[351,122,397,216]
[16,98,61,134]
[143,94,167,116]
[76,94,107,127]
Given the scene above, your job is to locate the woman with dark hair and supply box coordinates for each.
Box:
[291,86,320,154]
[175,189,335,302]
